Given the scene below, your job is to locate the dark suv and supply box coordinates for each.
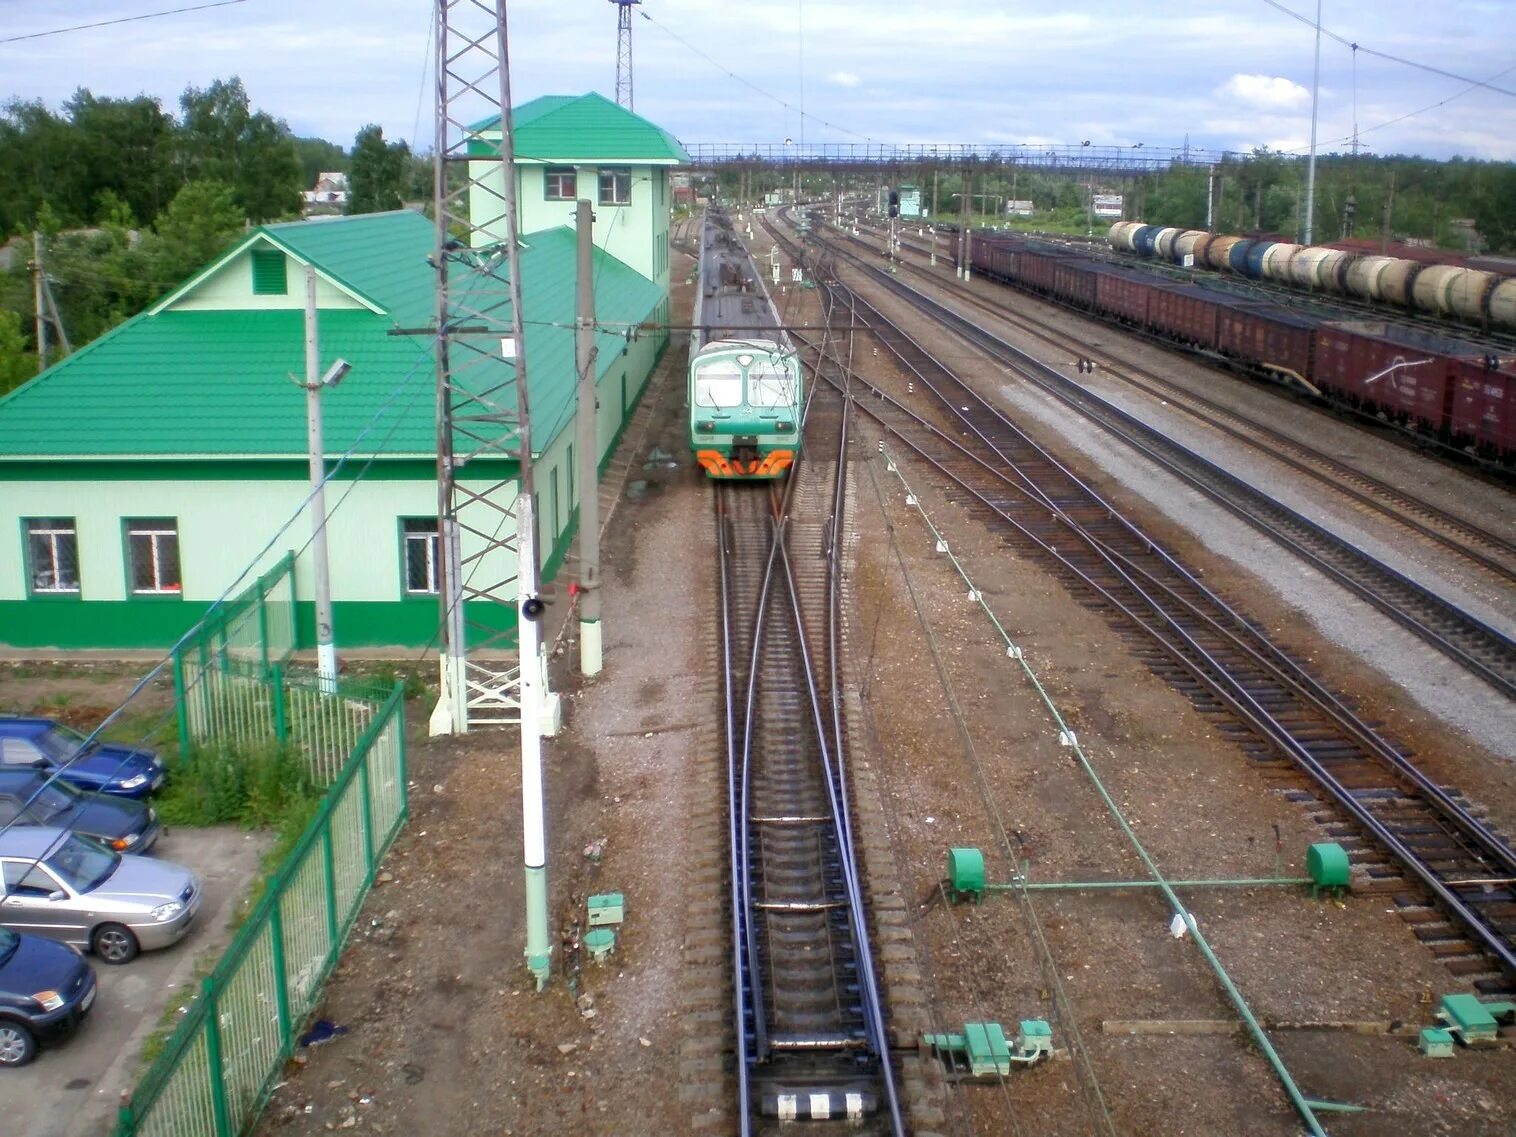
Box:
[0,769,160,854]
[0,927,97,1066]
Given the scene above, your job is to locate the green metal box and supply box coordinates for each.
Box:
[1418,1027,1455,1058]
[1306,843,1350,894]
[587,892,625,927]
[948,848,986,902]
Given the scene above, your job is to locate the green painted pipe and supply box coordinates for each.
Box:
[988,877,1313,892]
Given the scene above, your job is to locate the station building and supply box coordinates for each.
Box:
[0,94,688,652]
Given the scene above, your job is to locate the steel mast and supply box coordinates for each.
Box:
[432,0,552,983]
[611,0,640,109]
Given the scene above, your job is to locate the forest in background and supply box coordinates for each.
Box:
[0,78,426,394]
[6,79,1516,397]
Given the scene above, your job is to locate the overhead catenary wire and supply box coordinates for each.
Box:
[636,8,876,144]
[1256,0,1516,99]
[0,0,248,44]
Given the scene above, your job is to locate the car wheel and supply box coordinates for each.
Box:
[92,923,140,964]
[0,1020,36,1067]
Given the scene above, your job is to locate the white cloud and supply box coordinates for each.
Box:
[826,71,860,88]
[1220,74,1311,111]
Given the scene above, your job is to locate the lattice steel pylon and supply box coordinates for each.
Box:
[433,0,555,987]
[430,0,556,737]
[611,0,640,109]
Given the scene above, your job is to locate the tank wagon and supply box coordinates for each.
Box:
[973,232,1516,465]
[688,211,804,479]
[1108,221,1516,331]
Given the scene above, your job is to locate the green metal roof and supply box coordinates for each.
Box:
[471,92,690,164]
[0,212,663,462]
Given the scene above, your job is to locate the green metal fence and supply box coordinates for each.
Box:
[172,553,298,760]
[114,680,408,1137]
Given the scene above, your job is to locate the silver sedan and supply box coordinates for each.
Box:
[0,827,201,964]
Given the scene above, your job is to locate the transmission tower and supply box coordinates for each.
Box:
[611,0,640,109]
[433,0,555,987]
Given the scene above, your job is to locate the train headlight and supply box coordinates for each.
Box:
[776,421,794,432]
[698,421,716,433]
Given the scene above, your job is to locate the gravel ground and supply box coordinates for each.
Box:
[247,217,1516,1137]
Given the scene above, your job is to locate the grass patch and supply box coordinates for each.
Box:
[155,739,318,829]
[138,950,218,1067]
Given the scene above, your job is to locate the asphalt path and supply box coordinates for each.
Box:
[8,826,270,1137]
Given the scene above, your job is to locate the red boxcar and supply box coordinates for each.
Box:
[1016,250,1068,295]
[1094,268,1156,326]
[1449,358,1516,459]
[1313,322,1460,429]
[1052,260,1099,309]
[1215,300,1319,384]
[1146,284,1223,349]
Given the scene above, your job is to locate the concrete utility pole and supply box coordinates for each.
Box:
[30,232,47,374]
[574,199,602,677]
[1303,0,1323,245]
[302,265,346,693]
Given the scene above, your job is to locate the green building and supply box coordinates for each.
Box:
[0,96,687,653]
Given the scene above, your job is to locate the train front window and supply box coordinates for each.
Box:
[695,362,744,408]
[747,361,795,409]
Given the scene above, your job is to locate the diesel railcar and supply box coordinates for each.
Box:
[688,211,803,478]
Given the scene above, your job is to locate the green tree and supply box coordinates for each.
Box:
[348,124,410,214]
[178,77,301,222]
[0,307,35,395]
[147,180,245,287]
[64,90,177,228]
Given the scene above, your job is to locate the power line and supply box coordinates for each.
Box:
[0,0,248,45]
[636,8,876,144]
[1256,0,1516,98]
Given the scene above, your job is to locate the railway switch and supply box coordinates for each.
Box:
[947,848,986,904]
[1436,994,1516,1046]
[921,1020,1053,1078]
[1306,842,1350,897]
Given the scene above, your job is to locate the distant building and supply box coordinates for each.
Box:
[303,172,350,214]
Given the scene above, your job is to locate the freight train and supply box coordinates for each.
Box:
[688,211,804,478]
[971,233,1516,466]
[1108,221,1516,331]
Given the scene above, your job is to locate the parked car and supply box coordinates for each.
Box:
[0,927,96,1067]
[0,828,200,964]
[0,769,161,853]
[0,717,165,799]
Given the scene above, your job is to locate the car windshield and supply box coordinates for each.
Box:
[27,780,80,821]
[748,360,795,409]
[37,725,87,762]
[0,928,16,965]
[694,362,744,408]
[43,832,119,893]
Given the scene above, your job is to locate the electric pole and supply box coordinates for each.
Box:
[301,265,345,693]
[575,199,602,677]
[31,233,48,374]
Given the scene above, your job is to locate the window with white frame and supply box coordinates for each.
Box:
[598,167,631,206]
[402,519,440,594]
[125,519,180,594]
[24,518,80,594]
[544,166,576,200]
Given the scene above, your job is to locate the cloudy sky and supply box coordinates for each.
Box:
[3,0,1515,161]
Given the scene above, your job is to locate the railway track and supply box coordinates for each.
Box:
[844,217,1516,586]
[799,218,1516,698]
[764,216,1516,995]
[716,290,904,1133]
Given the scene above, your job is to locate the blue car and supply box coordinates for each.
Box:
[0,927,97,1067]
[0,717,165,799]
